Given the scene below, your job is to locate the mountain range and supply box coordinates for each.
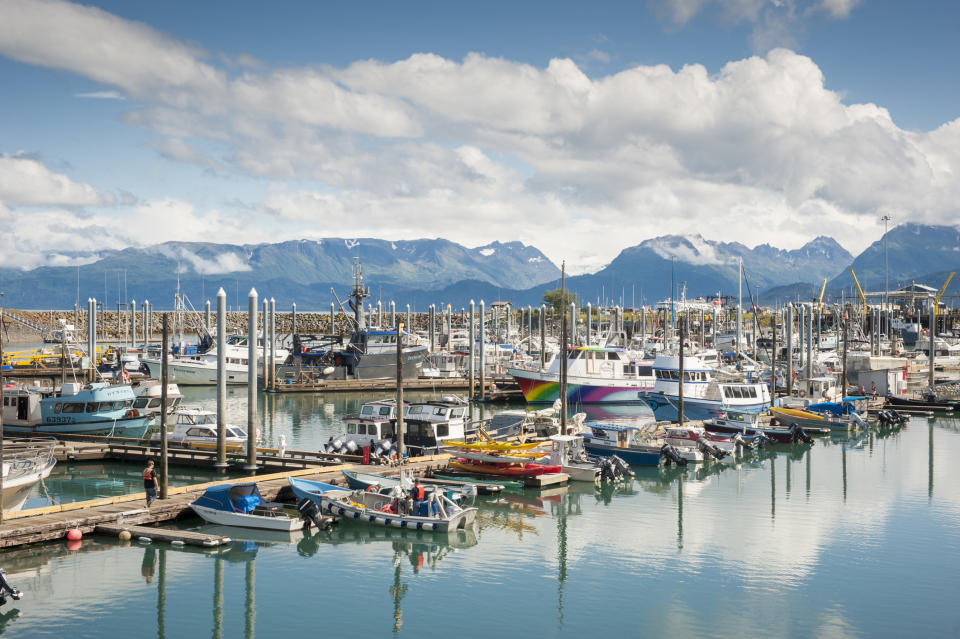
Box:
[0,225,957,309]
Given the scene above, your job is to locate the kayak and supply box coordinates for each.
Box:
[771,407,824,421]
[450,460,562,477]
[444,440,542,451]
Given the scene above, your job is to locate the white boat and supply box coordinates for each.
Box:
[509,346,655,404]
[542,435,599,482]
[1,438,57,512]
[190,483,303,531]
[317,488,477,533]
[333,398,470,457]
[150,407,247,449]
[132,380,183,416]
[141,334,288,386]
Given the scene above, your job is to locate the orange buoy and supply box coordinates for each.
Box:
[66,528,82,541]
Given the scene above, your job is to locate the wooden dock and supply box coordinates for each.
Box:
[0,455,451,549]
[96,523,231,546]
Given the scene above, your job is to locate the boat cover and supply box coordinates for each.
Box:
[193,483,262,513]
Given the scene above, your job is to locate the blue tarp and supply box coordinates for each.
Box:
[192,483,261,512]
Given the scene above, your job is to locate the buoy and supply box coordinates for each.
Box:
[171,540,185,546]
[66,528,82,541]
[118,530,132,541]
[138,536,152,543]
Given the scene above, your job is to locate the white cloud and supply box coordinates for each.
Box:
[0,153,110,206]
[153,245,251,275]
[0,1,957,276]
[74,90,125,100]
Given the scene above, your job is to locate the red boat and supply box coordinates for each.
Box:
[450,459,562,477]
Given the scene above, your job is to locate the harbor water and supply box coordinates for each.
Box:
[3,391,960,637]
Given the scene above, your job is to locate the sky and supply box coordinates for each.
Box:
[1,0,959,274]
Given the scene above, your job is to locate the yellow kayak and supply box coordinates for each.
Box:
[445,440,542,451]
[771,407,824,421]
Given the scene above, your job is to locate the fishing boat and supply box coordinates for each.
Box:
[316,487,478,533]
[132,380,183,415]
[150,407,247,449]
[1,438,57,512]
[333,398,472,457]
[641,354,770,421]
[340,470,477,505]
[508,346,655,404]
[276,260,427,382]
[581,422,702,465]
[1,382,152,438]
[190,483,304,531]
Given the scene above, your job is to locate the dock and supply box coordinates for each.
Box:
[96,524,231,547]
[0,455,452,549]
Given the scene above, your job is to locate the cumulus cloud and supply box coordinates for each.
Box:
[74,90,125,100]
[0,152,110,206]
[153,245,252,275]
[1,0,958,276]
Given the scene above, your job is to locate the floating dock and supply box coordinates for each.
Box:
[96,523,231,547]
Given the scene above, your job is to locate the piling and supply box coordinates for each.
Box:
[205,300,211,332]
[479,300,486,401]
[786,304,793,396]
[406,304,411,339]
[390,300,396,328]
[215,288,228,470]
[469,300,475,399]
[246,289,259,472]
[540,304,546,369]
[428,304,435,351]
[270,297,276,392]
[377,300,382,327]
[570,302,577,347]
[678,322,685,425]
[771,309,777,407]
[805,306,813,383]
[329,302,335,334]
[160,313,169,499]
[131,299,137,348]
[262,299,270,390]
[396,321,405,456]
[291,302,297,338]
[929,303,936,388]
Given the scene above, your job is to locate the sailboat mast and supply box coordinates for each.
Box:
[736,257,742,359]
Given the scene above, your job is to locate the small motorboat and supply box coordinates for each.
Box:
[190,483,304,532]
[317,487,477,533]
[581,422,703,466]
[341,469,476,505]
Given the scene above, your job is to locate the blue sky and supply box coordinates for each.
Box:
[1,0,959,273]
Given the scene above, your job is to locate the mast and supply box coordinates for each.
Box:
[736,257,742,359]
[348,257,370,330]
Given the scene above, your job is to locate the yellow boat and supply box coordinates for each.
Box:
[771,407,824,421]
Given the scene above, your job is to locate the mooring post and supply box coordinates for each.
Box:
[269,297,276,392]
[428,304,435,352]
[396,320,405,458]
[291,302,297,339]
[406,303,411,339]
[205,300,211,333]
[330,302,335,334]
[540,304,546,369]
[160,313,169,499]
[262,299,270,390]
[215,288,228,470]
[245,289,259,472]
[786,304,794,397]
[469,300,475,399]
[479,300,486,400]
[929,302,936,389]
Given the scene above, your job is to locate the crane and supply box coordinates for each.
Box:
[934,271,955,316]
[848,268,868,313]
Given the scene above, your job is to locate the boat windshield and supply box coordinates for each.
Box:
[227,428,246,437]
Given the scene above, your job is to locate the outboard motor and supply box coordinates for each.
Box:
[889,409,906,424]
[732,432,753,451]
[344,440,359,454]
[660,444,688,467]
[792,426,813,444]
[610,455,634,478]
[597,458,616,481]
[330,438,344,451]
[755,433,773,449]
[0,568,23,607]
[696,438,729,460]
[297,498,337,531]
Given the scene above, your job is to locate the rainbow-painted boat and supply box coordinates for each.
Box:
[508,347,654,404]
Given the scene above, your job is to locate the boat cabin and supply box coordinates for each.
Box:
[152,408,247,446]
[551,346,654,381]
[1,387,45,426]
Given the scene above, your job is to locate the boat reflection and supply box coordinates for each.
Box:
[296,523,478,561]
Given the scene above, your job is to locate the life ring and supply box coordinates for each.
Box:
[798,390,805,398]
[366,485,378,492]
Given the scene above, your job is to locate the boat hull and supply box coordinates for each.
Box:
[190,504,303,531]
[641,392,768,422]
[319,492,477,533]
[582,441,662,466]
[449,460,561,477]
[143,359,249,385]
[511,369,652,404]
[3,415,152,438]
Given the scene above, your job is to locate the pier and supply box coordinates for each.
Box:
[0,453,451,549]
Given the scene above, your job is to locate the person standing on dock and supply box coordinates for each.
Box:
[143,460,159,507]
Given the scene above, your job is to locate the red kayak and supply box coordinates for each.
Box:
[450,459,562,477]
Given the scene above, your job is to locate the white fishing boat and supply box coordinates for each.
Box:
[132,380,183,415]
[509,346,655,404]
[317,487,477,533]
[542,435,599,482]
[190,483,303,531]
[141,334,288,386]
[150,407,247,449]
[1,438,57,512]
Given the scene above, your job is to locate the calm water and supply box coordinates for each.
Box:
[4,396,960,637]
